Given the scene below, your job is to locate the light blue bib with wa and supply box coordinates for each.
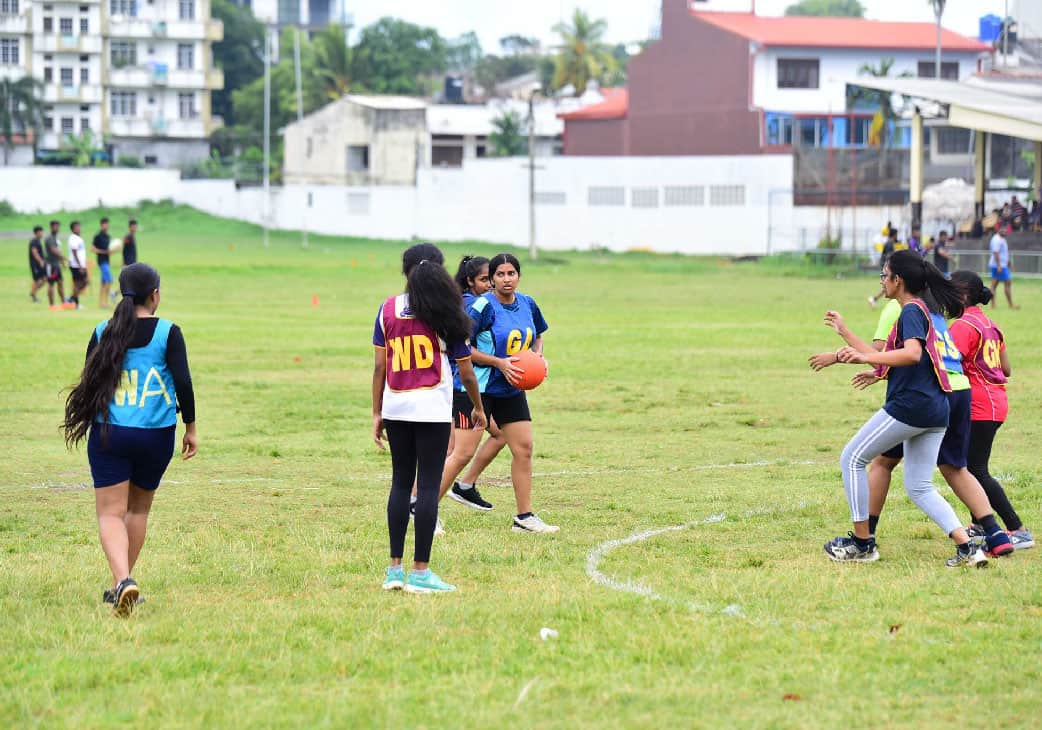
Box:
[95,318,178,428]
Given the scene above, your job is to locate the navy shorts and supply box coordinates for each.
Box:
[882,389,971,468]
[480,392,530,427]
[88,424,176,490]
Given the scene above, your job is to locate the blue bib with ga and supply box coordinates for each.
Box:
[95,318,178,428]
[930,312,964,376]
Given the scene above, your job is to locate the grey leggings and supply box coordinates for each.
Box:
[840,408,962,535]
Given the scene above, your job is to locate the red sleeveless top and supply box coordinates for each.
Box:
[950,306,1008,422]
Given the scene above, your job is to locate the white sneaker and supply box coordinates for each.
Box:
[867,295,876,309]
[512,513,560,533]
[434,518,445,536]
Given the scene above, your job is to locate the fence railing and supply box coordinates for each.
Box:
[776,248,1042,279]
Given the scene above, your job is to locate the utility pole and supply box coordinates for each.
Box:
[294,28,308,249]
[262,26,271,248]
[933,0,945,80]
[1003,0,1010,64]
[527,90,538,261]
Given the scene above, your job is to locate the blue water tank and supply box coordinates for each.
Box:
[979,14,1002,42]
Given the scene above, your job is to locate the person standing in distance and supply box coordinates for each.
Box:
[62,263,198,616]
[67,221,90,309]
[466,253,558,534]
[989,224,1016,309]
[373,243,486,594]
[44,219,68,309]
[92,217,114,308]
[122,219,138,267]
[868,228,898,308]
[28,225,47,303]
[932,230,952,275]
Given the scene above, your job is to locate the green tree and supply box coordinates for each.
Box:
[499,35,540,57]
[474,54,540,96]
[846,57,913,143]
[784,0,864,16]
[312,24,354,100]
[447,31,483,72]
[352,17,448,95]
[489,110,527,156]
[62,131,107,167]
[211,0,265,127]
[0,76,43,165]
[551,9,617,95]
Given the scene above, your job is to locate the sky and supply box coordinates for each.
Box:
[342,0,1013,54]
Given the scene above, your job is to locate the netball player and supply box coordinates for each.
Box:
[819,251,987,567]
[438,255,508,514]
[456,253,558,533]
[373,244,486,594]
[63,263,197,616]
[949,271,1033,549]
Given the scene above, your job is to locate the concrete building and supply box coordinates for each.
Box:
[282,94,427,186]
[235,0,348,31]
[426,99,564,167]
[0,0,223,166]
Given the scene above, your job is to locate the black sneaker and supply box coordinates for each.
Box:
[113,577,140,617]
[448,482,493,511]
[103,588,145,606]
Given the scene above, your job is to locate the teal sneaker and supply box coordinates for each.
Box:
[382,566,405,591]
[404,570,456,594]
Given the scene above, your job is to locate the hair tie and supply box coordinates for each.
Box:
[122,290,136,297]
[419,260,429,266]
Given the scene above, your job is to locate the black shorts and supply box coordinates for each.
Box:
[480,392,531,427]
[46,263,62,282]
[71,267,88,284]
[452,390,483,429]
[87,424,176,490]
[882,389,971,468]
[30,264,45,281]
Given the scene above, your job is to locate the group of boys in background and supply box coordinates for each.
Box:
[28,218,138,310]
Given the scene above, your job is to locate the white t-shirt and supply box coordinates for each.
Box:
[67,233,87,268]
[989,233,1009,268]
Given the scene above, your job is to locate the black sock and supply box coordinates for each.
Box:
[977,513,1002,539]
[852,534,873,548]
[868,515,880,537]
[516,512,533,520]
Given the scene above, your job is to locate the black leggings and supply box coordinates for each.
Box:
[384,419,451,564]
[967,420,1022,531]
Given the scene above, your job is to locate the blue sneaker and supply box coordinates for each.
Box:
[382,566,405,591]
[823,532,879,563]
[405,570,456,594]
[1008,528,1035,550]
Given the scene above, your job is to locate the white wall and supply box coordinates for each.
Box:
[0,168,181,211]
[753,48,982,113]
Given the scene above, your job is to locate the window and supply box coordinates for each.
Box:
[43,116,53,131]
[534,192,566,205]
[79,17,88,34]
[277,0,299,24]
[111,91,136,116]
[79,54,87,62]
[178,92,195,119]
[431,146,463,167]
[80,116,89,131]
[59,17,73,34]
[111,41,136,67]
[588,187,626,206]
[766,115,794,146]
[43,67,53,82]
[1,0,19,13]
[709,185,746,206]
[917,61,959,80]
[144,155,157,165]
[797,118,829,147]
[177,43,193,70]
[347,145,370,172]
[777,58,819,89]
[848,117,872,146]
[80,67,88,84]
[60,67,73,86]
[79,4,87,10]
[631,188,659,208]
[61,117,74,133]
[43,17,53,32]
[664,186,705,206]
[178,0,194,19]
[0,38,18,65]
[110,0,137,16]
[935,126,971,155]
[79,105,88,111]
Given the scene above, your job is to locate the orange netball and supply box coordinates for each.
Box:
[512,349,547,390]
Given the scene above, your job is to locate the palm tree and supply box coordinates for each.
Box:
[489,110,526,156]
[551,9,617,96]
[312,24,354,101]
[846,58,912,147]
[0,76,43,165]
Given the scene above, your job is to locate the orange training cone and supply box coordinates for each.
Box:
[312,295,320,307]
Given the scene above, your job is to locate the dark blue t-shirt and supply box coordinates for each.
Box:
[468,291,548,398]
[883,303,949,428]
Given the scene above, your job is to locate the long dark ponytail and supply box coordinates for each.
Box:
[949,270,994,306]
[887,250,964,319]
[63,263,161,447]
[402,243,472,343]
[454,255,489,294]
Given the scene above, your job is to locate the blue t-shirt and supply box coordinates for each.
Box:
[452,292,494,391]
[883,304,949,428]
[467,291,548,397]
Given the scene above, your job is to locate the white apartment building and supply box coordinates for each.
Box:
[0,0,223,167]
[237,0,347,30]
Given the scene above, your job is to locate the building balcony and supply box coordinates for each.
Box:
[43,84,104,103]
[105,65,152,87]
[0,13,31,34]
[36,34,103,54]
[106,17,163,39]
[107,115,210,139]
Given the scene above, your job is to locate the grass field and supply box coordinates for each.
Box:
[2,203,1041,728]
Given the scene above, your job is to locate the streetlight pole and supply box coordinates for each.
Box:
[293,28,308,249]
[262,26,271,248]
[527,90,538,261]
[932,0,946,79]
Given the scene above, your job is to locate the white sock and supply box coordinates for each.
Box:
[457,481,474,491]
